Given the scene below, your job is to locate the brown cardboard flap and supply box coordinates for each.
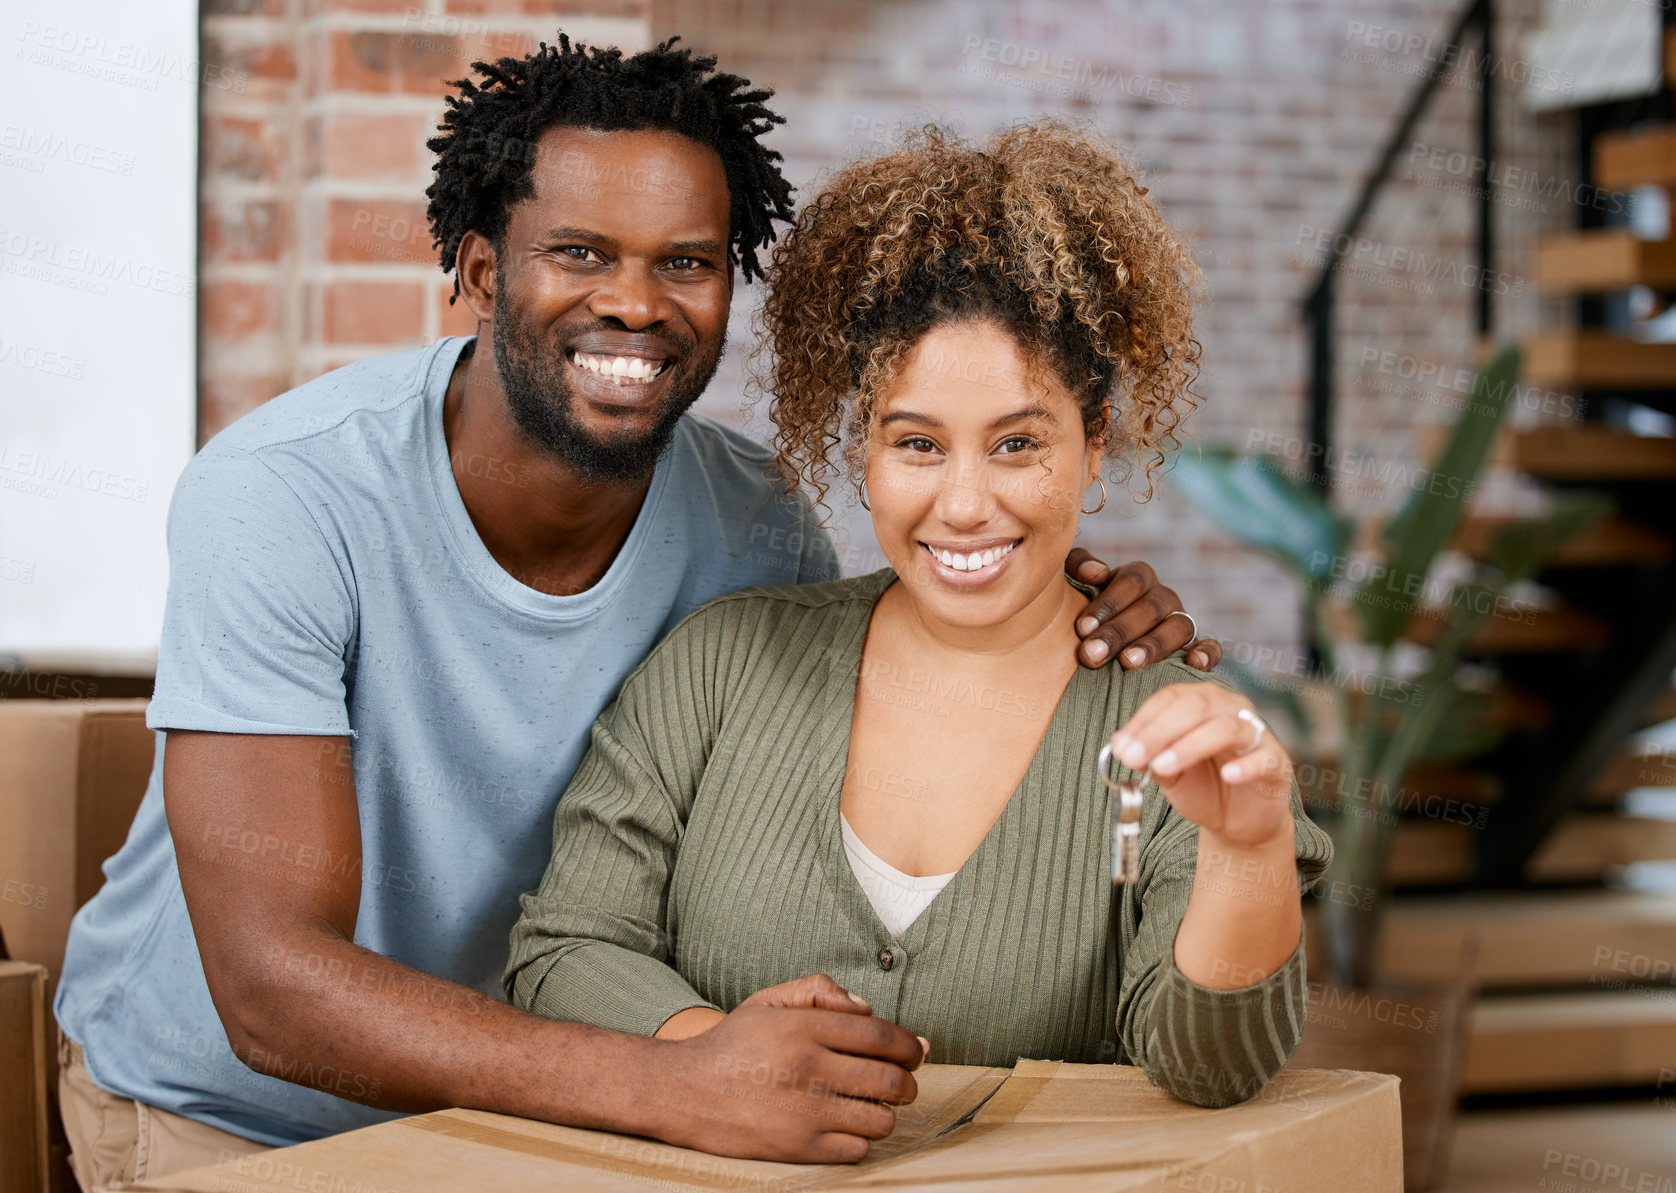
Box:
[128,1063,1399,1193]
[0,699,151,985]
[848,1062,1403,1191]
[0,961,51,1193]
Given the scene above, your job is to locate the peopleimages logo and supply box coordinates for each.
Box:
[958,36,1193,107]
[1243,428,1480,503]
[0,335,86,380]
[1295,225,1525,299]
[1406,142,1630,217]
[0,442,151,503]
[15,21,248,92]
[1305,982,1442,1033]
[0,229,195,298]
[1342,20,1576,95]
[1357,347,1584,422]
[0,124,136,175]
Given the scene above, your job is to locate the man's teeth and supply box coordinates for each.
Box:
[569,351,667,383]
[928,541,1017,571]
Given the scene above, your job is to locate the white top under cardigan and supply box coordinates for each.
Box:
[839,813,958,937]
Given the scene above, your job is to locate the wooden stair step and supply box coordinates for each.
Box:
[1383,815,1676,887]
[1595,125,1676,190]
[1442,1101,1676,1193]
[1585,785,1628,808]
[1368,510,1672,569]
[1469,684,1551,733]
[1534,230,1676,293]
[1378,891,1676,985]
[1267,676,1546,745]
[1642,688,1676,728]
[1397,762,1503,803]
[1441,1099,1676,1193]
[1324,587,1595,656]
[1592,748,1676,794]
[1385,820,1474,886]
[1522,330,1676,391]
[1452,514,1672,568]
[1405,603,1611,654]
[1463,991,1676,1093]
[1507,425,1676,481]
[1298,759,1502,811]
[1527,815,1676,882]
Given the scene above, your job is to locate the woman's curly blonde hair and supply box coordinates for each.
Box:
[756,120,1204,514]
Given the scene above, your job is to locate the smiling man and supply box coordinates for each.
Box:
[52,35,1217,1189]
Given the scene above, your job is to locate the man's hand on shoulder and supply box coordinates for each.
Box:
[1064,549,1221,672]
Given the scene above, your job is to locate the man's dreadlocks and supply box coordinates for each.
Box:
[426,33,794,299]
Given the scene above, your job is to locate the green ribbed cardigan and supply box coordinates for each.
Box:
[505,570,1333,1107]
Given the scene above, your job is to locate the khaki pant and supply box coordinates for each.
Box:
[57,1030,270,1192]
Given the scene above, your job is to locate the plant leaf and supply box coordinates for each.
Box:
[1485,492,1614,581]
[1408,684,1502,762]
[1359,343,1522,646]
[1171,447,1352,583]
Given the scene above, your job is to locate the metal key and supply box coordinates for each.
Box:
[1097,743,1146,885]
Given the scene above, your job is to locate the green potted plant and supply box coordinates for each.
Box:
[1168,343,1606,1190]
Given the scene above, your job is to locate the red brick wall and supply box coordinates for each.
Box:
[197,0,650,439]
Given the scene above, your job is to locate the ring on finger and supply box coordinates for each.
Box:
[1235,706,1267,756]
[1162,609,1198,642]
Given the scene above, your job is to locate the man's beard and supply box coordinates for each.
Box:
[491,284,723,485]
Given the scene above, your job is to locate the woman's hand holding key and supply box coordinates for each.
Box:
[1108,683,1294,851]
[1106,683,1302,990]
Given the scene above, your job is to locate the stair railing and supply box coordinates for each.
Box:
[1301,0,1495,494]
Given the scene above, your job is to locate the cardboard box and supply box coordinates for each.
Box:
[125,1061,1402,1192]
[0,699,154,985]
[0,961,51,1193]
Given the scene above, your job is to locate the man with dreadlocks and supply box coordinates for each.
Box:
[53,35,1216,1186]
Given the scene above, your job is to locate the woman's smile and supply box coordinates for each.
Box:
[919,536,1022,587]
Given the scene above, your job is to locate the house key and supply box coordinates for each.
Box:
[1097,743,1146,885]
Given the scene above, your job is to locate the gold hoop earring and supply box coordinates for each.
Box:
[859,481,870,512]
[1081,475,1107,515]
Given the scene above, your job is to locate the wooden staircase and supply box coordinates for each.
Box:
[1353,49,1676,1105]
[1372,892,1676,1094]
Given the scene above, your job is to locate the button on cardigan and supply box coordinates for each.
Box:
[505,570,1334,1108]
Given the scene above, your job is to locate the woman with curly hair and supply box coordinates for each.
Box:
[506,122,1331,1134]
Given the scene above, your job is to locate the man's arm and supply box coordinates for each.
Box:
[166,730,921,1163]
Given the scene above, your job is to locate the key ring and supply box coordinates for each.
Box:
[1098,742,1147,885]
[1097,742,1147,805]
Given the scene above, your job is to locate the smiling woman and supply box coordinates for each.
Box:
[506,121,1333,1136]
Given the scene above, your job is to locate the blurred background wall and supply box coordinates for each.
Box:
[197,0,1567,664]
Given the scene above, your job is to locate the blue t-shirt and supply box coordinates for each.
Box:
[54,336,837,1145]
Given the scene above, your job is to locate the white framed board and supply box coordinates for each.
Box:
[0,0,199,673]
